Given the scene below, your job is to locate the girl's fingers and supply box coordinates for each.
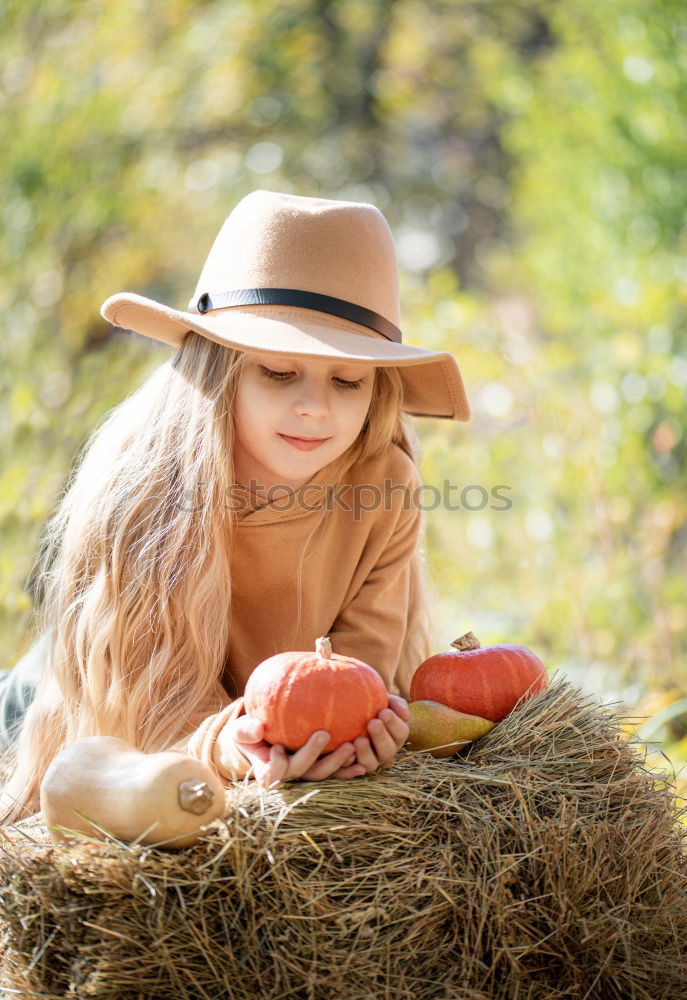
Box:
[254,733,353,784]
[265,745,289,788]
[333,762,367,780]
[232,738,273,769]
[375,708,410,749]
[301,740,356,781]
[354,710,409,772]
[220,716,270,769]
[253,745,287,789]
[387,695,410,722]
[249,712,408,785]
[285,730,331,777]
[231,715,265,744]
[353,735,380,772]
[367,724,395,765]
[329,750,359,778]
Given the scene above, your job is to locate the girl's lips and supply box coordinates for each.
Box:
[278,433,330,451]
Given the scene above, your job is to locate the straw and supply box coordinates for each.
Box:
[1,676,686,999]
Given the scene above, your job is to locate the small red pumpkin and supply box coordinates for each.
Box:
[410,631,548,723]
[243,636,388,754]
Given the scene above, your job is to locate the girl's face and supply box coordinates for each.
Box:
[233,351,375,494]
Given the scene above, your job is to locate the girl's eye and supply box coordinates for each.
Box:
[258,366,364,390]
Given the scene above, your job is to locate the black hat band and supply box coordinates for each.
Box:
[189,287,402,344]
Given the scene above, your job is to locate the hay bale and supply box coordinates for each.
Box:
[1,677,686,1000]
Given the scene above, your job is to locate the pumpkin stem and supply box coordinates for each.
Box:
[177,779,216,816]
[451,632,481,652]
[315,636,333,659]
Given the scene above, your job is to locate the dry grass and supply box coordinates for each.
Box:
[1,675,686,999]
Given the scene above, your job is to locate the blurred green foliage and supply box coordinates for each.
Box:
[1,1,685,761]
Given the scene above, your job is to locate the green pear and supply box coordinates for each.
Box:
[407,700,495,758]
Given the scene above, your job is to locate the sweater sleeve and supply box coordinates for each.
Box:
[167,688,254,782]
[328,489,421,693]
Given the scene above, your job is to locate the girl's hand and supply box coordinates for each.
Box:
[351,695,410,775]
[221,715,367,789]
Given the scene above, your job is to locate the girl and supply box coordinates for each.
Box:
[0,189,470,824]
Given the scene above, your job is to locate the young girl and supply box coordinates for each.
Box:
[0,189,470,824]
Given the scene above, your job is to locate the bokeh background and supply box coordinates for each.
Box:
[2,1,686,796]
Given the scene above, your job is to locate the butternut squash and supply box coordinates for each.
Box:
[39,736,227,849]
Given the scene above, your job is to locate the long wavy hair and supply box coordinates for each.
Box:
[0,332,437,823]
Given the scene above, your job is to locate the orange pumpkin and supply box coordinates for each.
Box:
[410,631,548,723]
[243,636,388,754]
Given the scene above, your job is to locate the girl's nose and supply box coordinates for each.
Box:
[294,383,330,418]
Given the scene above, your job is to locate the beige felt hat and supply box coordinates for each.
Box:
[100,189,470,420]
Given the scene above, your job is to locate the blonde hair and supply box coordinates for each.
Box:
[0,333,435,823]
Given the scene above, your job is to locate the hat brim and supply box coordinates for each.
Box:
[100,292,470,421]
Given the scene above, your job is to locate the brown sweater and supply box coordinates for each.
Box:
[171,443,422,782]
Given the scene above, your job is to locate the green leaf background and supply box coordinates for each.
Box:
[2,0,685,789]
